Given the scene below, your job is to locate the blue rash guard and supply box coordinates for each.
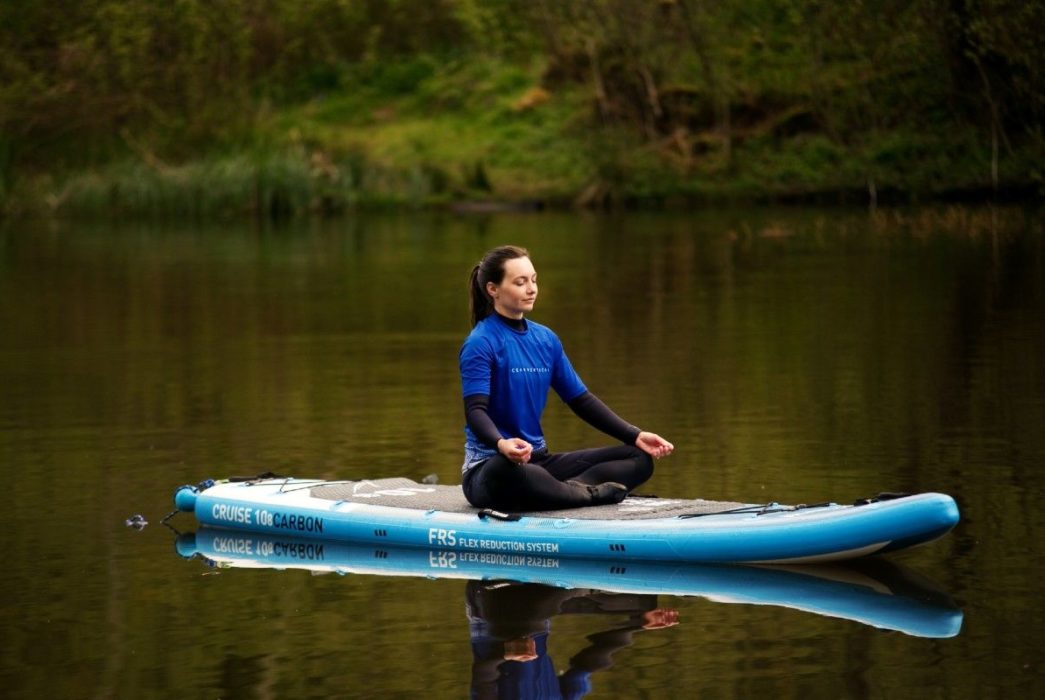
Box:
[460,315,587,469]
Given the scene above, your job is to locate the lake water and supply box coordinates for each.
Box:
[0,206,1042,698]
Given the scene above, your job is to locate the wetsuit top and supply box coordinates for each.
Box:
[467,583,589,700]
[470,632,584,700]
[460,314,587,467]
[465,582,656,700]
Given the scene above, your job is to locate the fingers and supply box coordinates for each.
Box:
[503,637,538,661]
[650,433,674,452]
[499,438,533,464]
[646,438,672,458]
[637,431,674,458]
[642,608,680,629]
[511,439,532,463]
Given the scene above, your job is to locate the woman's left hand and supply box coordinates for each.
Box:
[636,431,674,459]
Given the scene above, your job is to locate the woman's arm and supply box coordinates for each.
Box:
[566,391,641,444]
[464,394,504,448]
[465,394,533,463]
[567,391,674,458]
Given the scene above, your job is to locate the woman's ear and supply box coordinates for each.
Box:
[486,281,499,299]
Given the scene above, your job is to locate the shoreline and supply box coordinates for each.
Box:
[5,157,1039,222]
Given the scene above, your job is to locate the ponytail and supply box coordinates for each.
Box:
[468,245,530,327]
[468,264,490,327]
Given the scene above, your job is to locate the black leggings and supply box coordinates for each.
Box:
[462,445,654,512]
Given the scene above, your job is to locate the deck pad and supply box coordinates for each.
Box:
[308,477,754,520]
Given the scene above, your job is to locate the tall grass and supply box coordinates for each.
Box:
[53,151,309,218]
[45,147,468,218]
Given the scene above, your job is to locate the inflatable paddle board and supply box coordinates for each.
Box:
[172,476,959,564]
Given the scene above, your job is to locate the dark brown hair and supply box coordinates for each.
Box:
[468,245,530,327]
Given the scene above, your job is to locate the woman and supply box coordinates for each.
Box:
[460,245,673,512]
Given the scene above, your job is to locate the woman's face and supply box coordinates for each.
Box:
[487,256,538,319]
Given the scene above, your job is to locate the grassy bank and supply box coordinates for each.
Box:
[6,56,1041,219]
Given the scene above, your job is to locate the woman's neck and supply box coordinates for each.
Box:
[494,311,527,331]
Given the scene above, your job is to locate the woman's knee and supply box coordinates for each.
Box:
[633,449,654,483]
[478,454,515,478]
[463,455,517,507]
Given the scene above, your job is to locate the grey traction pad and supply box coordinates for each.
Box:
[308,477,754,521]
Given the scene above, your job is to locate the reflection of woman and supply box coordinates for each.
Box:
[460,245,673,512]
[466,581,679,700]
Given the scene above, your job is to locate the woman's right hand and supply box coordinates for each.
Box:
[497,437,533,464]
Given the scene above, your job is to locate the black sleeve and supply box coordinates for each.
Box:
[567,622,647,674]
[566,391,641,445]
[464,394,504,449]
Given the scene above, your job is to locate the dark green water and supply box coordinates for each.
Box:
[0,207,1042,698]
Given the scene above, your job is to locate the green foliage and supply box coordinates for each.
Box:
[364,55,441,97]
[2,0,1041,217]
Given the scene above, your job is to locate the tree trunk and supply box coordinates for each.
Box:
[677,0,730,163]
[587,38,611,124]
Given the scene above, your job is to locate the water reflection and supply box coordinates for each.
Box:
[178,528,962,643]
[465,582,677,699]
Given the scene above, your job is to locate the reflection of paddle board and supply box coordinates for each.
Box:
[173,476,959,564]
[177,528,963,638]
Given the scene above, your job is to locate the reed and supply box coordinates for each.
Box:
[45,147,470,218]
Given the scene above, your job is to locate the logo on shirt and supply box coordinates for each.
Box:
[511,366,550,374]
